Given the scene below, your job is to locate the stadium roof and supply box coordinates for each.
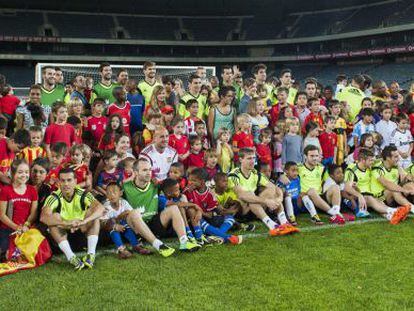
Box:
[0,0,391,16]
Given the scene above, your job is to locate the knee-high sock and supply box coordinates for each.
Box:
[201,219,231,240]
[219,215,235,233]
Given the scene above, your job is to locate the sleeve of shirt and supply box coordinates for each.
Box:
[158,195,167,212]
[83,192,96,209]
[344,169,355,183]
[69,125,76,146]
[31,186,39,202]
[227,174,239,189]
[122,199,133,212]
[96,172,104,187]
[43,194,60,213]
[371,167,384,179]
[352,123,360,138]
[259,173,270,187]
[205,191,218,212]
[0,187,9,202]
[44,126,52,145]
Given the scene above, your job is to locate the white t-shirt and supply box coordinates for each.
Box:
[390,129,413,154]
[376,120,397,149]
[102,198,133,220]
[140,144,178,181]
[323,176,345,194]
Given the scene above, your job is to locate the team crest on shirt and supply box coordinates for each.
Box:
[167,157,172,163]
[92,125,96,130]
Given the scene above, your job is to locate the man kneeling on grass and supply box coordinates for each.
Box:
[227,147,299,236]
[41,168,105,271]
[344,148,410,224]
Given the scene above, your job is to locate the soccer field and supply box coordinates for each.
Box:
[2,217,414,311]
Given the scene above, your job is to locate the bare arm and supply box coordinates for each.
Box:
[26,201,38,226]
[207,107,215,142]
[80,200,106,225]
[0,201,19,230]
[40,206,68,227]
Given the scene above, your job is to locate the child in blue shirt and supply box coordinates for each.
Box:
[278,162,323,225]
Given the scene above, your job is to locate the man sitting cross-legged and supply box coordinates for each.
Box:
[344,148,410,224]
[227,147,299,236]
[41,168,105,271]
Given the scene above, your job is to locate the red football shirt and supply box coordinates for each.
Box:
[169,134,190,156]
[232,131,254,162]
[256,143,272,166]
[0,94,20,115]
[0,184,38,229]
[73,163,89,184]
[107,102,131,135]
[302,112,324,134]
[85,115,107,143]
[0,138,14,174]
[44,123,76,148]
[319,131,337,159]
[184,188,218,213]
[186,151,205,168]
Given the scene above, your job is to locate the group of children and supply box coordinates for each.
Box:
[1,65,414,267]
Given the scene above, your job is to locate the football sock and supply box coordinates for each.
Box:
[185,226,195,239]
[277,211,288,225]
[58,240,75,261]
[410,204,414,213]
[152,239,163,251]
[87,235,99,255]
[302,195,318,217]
[179,235,188,246]
[124,227,139,247]
[284,197,295,219]
[109,231,124,248]
[193,226,203,239]
[332,205,341,214]
[219,215,235,233]
[200,219,231,240]
[262,216,277,230]
[327,207,337,216]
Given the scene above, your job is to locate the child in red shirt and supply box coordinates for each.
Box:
[169,117,190,162]
[319,116,337,167]
[67,116,83,144]
[302,97,324,134]
[194,120,210,150]
[186,136,205,169]
[0,129,31,185]
[98,114,125,151]
[0,85,20,134]
[107,87,131,135]
[44,102,76,157]
[0,159,38,258]
[184,99,201,135]
[256,128,273,168]
[67,144,91,190]
[46,142,69,190]
[268,87,297,126]
[232,113,254,162]
[84,98,107,149]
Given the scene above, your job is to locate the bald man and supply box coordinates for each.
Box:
[139,126,178,183]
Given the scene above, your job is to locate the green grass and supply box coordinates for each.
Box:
[2,218,414,311]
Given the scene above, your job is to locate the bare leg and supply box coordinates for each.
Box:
[160,205,186,238]
[127,210,157,244]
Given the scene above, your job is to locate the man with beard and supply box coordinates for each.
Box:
[70,75,88,107]
[116,68,129,89]
[40,66,65,107]
[178,74,207,119]
[138,61,162,105]
[89,62,117,105]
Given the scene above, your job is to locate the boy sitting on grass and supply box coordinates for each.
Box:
[185,168,243,245]
[159,178,213,246]
[102,182,152,259]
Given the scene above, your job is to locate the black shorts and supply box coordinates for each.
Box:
[147,213,175,239]
[235,209,257,223]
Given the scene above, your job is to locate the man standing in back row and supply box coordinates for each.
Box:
[138,61,162,105]
[40,66,65,107]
